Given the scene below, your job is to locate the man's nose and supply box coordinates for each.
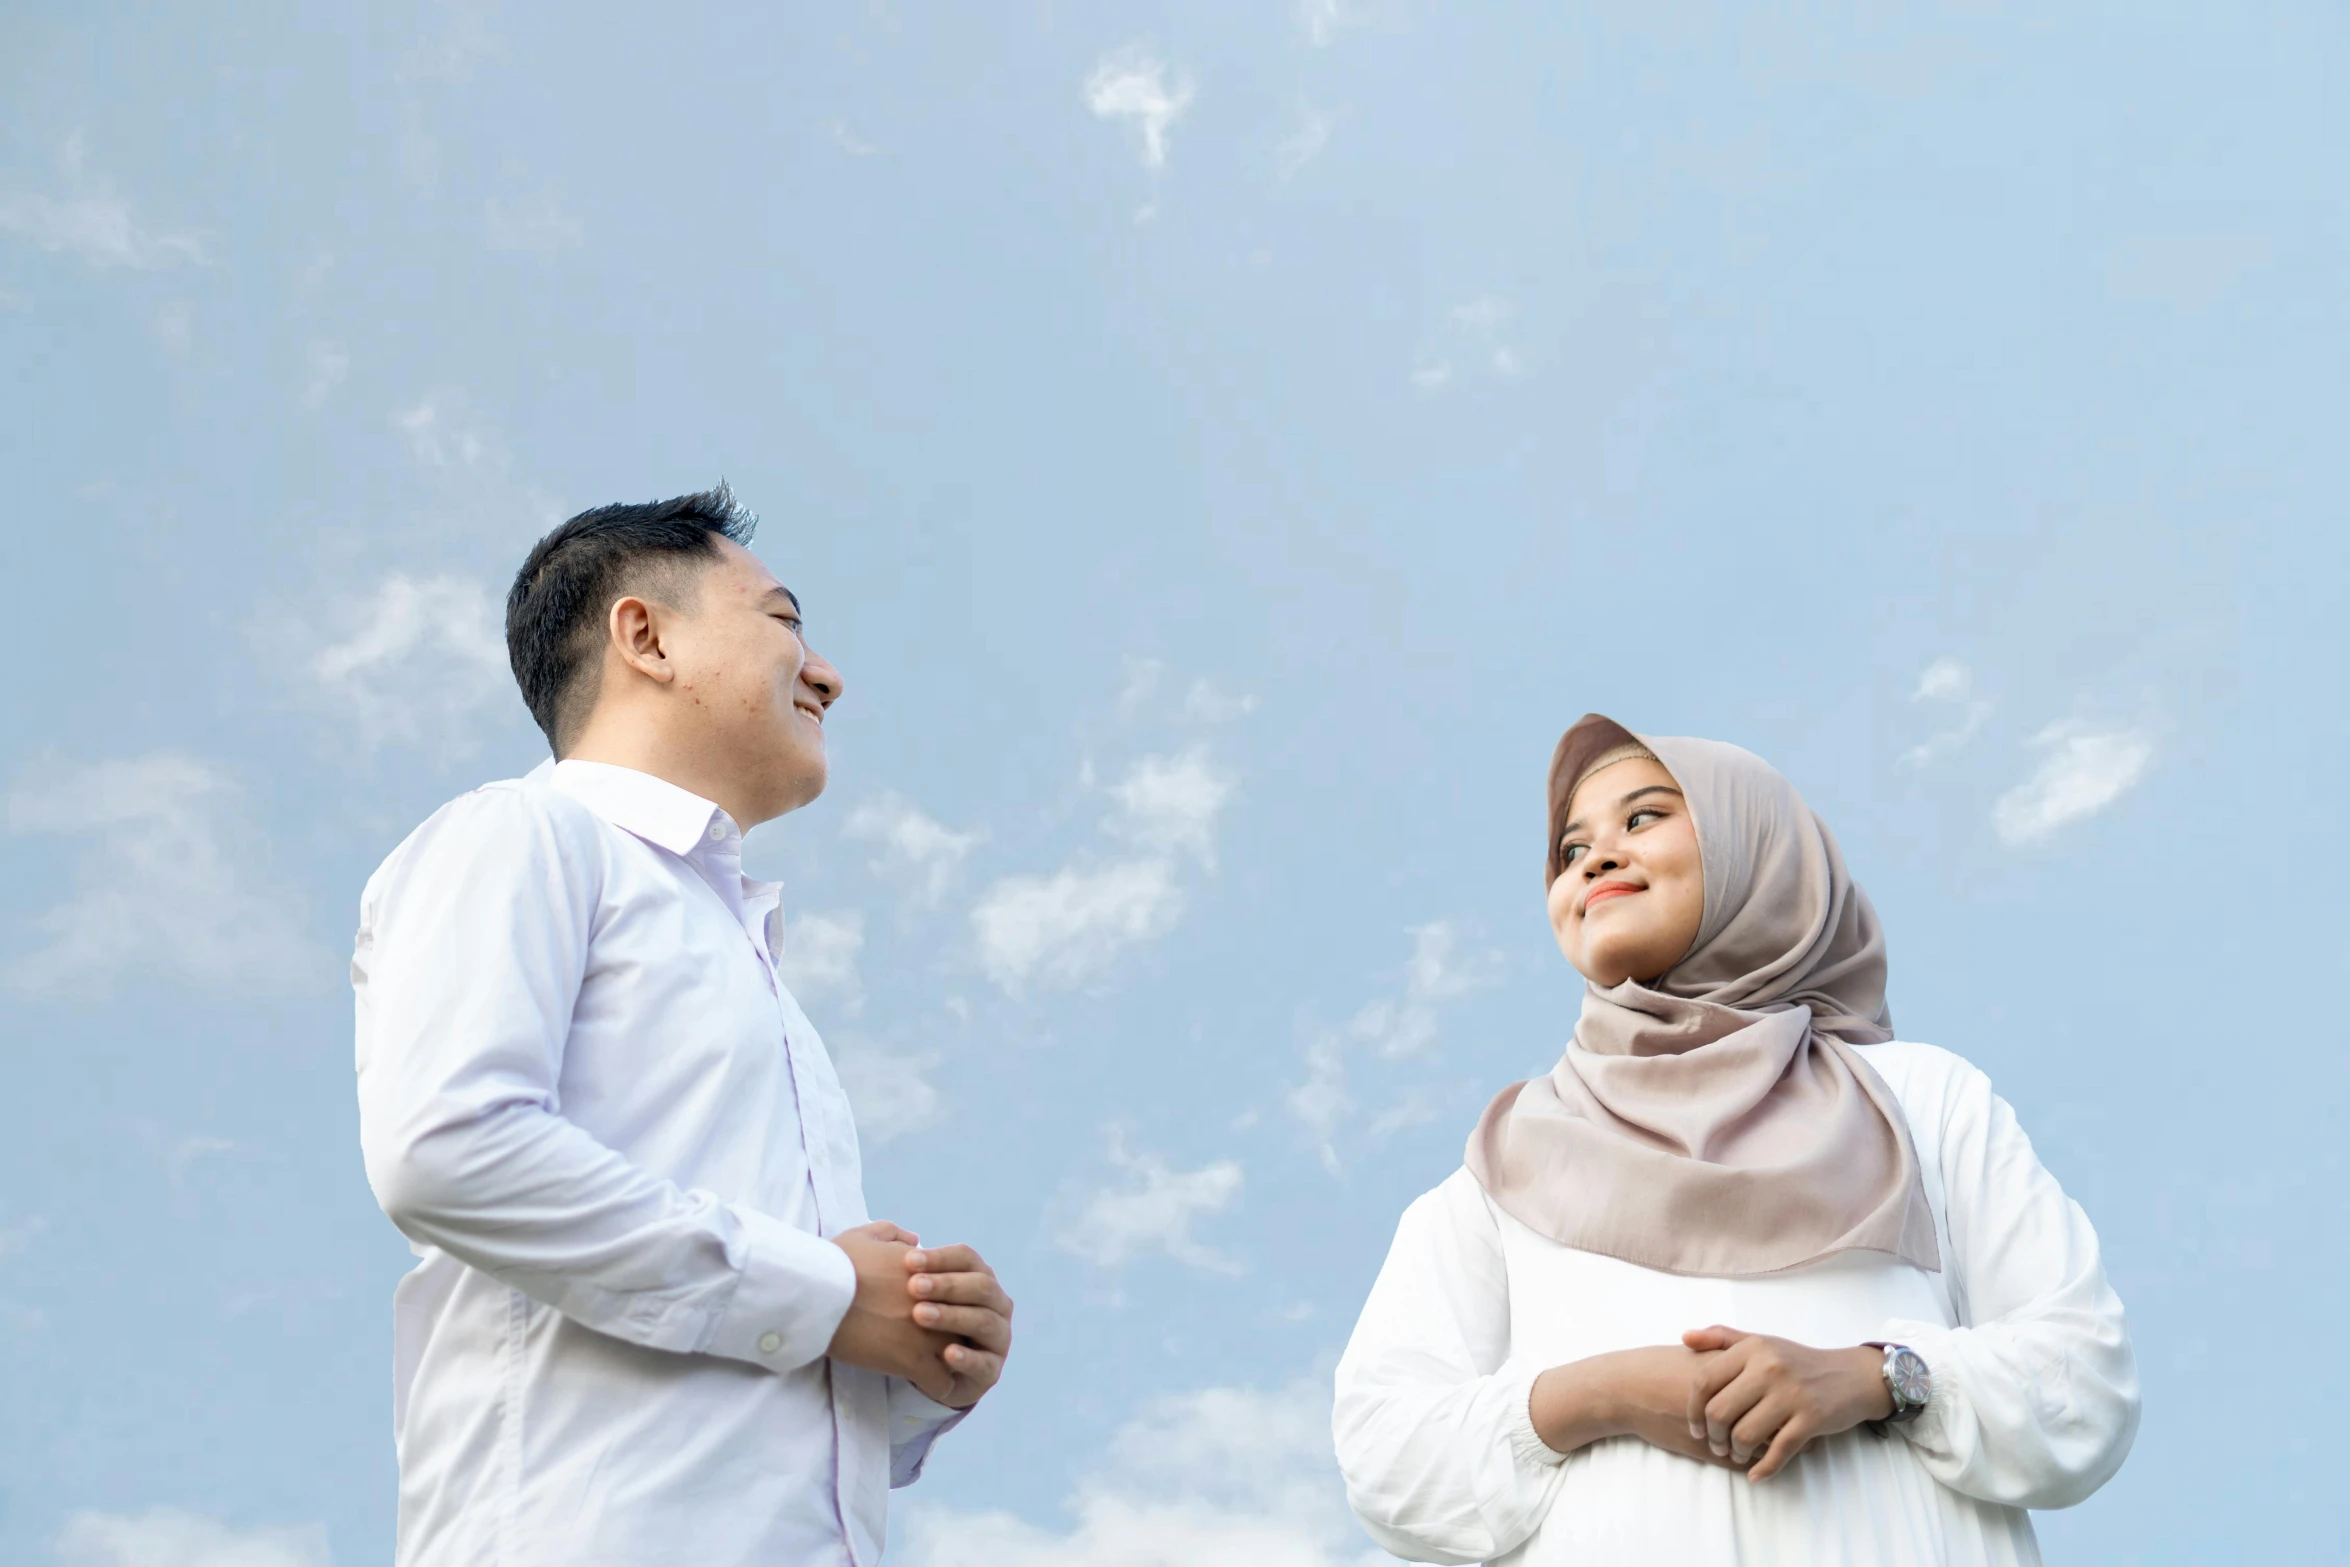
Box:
[803,650,844,705]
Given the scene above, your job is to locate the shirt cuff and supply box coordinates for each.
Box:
[886,1378,969,1487]
[1502,1363,1571,1471]
[1876,1319,1961,1454]
[702,1205,857,1372]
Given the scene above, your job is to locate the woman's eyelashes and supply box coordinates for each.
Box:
[1563,809,1669,866]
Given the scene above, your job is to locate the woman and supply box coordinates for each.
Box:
[1333,716,2138,1565]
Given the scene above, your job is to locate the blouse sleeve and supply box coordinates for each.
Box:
[1333,1169,1571,1565]
[1877,1050,2142,1509]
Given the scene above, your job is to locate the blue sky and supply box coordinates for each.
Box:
[3,2,2344,1562]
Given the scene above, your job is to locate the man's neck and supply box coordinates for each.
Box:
[563,727,763,830]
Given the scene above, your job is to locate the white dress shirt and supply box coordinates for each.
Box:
[353,760,960,1567]
[1334,1042,2139,1566]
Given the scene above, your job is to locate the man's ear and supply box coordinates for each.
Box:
[607,595,675,684]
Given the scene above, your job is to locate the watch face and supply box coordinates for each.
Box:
[1888,1347,1931,1409]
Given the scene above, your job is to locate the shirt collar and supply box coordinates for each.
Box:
[549,760,734,856]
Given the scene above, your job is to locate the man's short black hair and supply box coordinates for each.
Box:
[505,483,758,753]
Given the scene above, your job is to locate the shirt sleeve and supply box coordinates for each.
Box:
[884,1379,968,1488]
[353,787,856,1373]
[1877,1053,2141,1509]
[1332,1169,1570,1565]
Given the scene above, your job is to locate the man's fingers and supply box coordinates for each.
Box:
[905,1243,990,1276]
[1681,1324,1748,1352]
[911,1302,1011,1352]
[909,1269,1014,1315]
[943,1343,1004,1399]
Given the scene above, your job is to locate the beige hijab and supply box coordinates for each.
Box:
[1465,715,1940,1278]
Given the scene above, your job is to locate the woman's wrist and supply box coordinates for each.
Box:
[1529,1352,1638,1455]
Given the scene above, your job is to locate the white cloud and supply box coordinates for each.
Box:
[845,793,984,907]
[900,1379,1370,1566]
[973,858,1183,994]
[392,396,498,470]
[1183,678,1258,722]
[1117,656,1166,715]
[1289,923,1502,1166]
[1446,296,1525,377]
[1410,361,1452,390]
[50,1508,332,1567]
[1300,0,1356,48]
[1902,655,1993,767]
[824,120,881,157]
[1276,105,1332,179]
[1994,723,2154,845]
[1064,1132,1244,1273]
[302,341,349,406]
[4,754,321,995]
[1109,749,1233,863]
[832,1040,942,1146]
[308,573,509,747]
[777,910,863,1009]
[0,136,204,269]
[972,749,1234,993]
[485,191,581,252]
[1085,46,1195,170]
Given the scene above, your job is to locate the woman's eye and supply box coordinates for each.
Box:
[1627,809,1662,830]
[1561,843,1587,865]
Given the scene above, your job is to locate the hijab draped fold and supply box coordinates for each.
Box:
[1465,716,1941,1278]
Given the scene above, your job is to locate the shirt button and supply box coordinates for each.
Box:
[708,822,727,842]
[757,1331,783,1355]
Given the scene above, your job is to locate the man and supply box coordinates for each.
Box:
[352,485,1010,1565]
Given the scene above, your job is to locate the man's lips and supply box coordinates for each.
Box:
[1583,882,1642,913]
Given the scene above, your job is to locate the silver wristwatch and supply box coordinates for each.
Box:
[1864,1341,1931,1426]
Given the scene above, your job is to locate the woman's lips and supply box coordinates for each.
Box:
[1583,882,1641,912]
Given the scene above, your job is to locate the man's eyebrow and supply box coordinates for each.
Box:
[1559,785,1684,840]
[761,585,803,616]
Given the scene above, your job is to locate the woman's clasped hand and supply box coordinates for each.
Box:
[1528,1327,1893,1483]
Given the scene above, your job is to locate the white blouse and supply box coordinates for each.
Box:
[1333,1042,2139,1566]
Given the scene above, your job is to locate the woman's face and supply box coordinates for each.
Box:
[1546,755,1705,988]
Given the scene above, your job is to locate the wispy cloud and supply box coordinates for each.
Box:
[973,858,1184,994]
[1290,922,1502,1169]
[1300,0,1356,47]
[1275,104,1332,180]
[307,572,510,748]
[1063,1131,1244,1273]
[1902,656,1994,767]
[1108,748,1233,863]
[303,341,350,406]
[4,754,322,995]
[1994,723,2155,845]
[832,1038,942,1146]
[393,395,500,470]
[1183,678,1258,722]
[1085,46,1195,170]
[51,1508,332,1567]
[0,136,205,269]
[972,751,1232,993]
[846,794,984,907]
[824,120,882,158]
[900,1378,1360,1565]
[485,191,581,253]
[777,909,863,1010]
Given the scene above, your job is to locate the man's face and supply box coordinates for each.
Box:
[660,537,843,820]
